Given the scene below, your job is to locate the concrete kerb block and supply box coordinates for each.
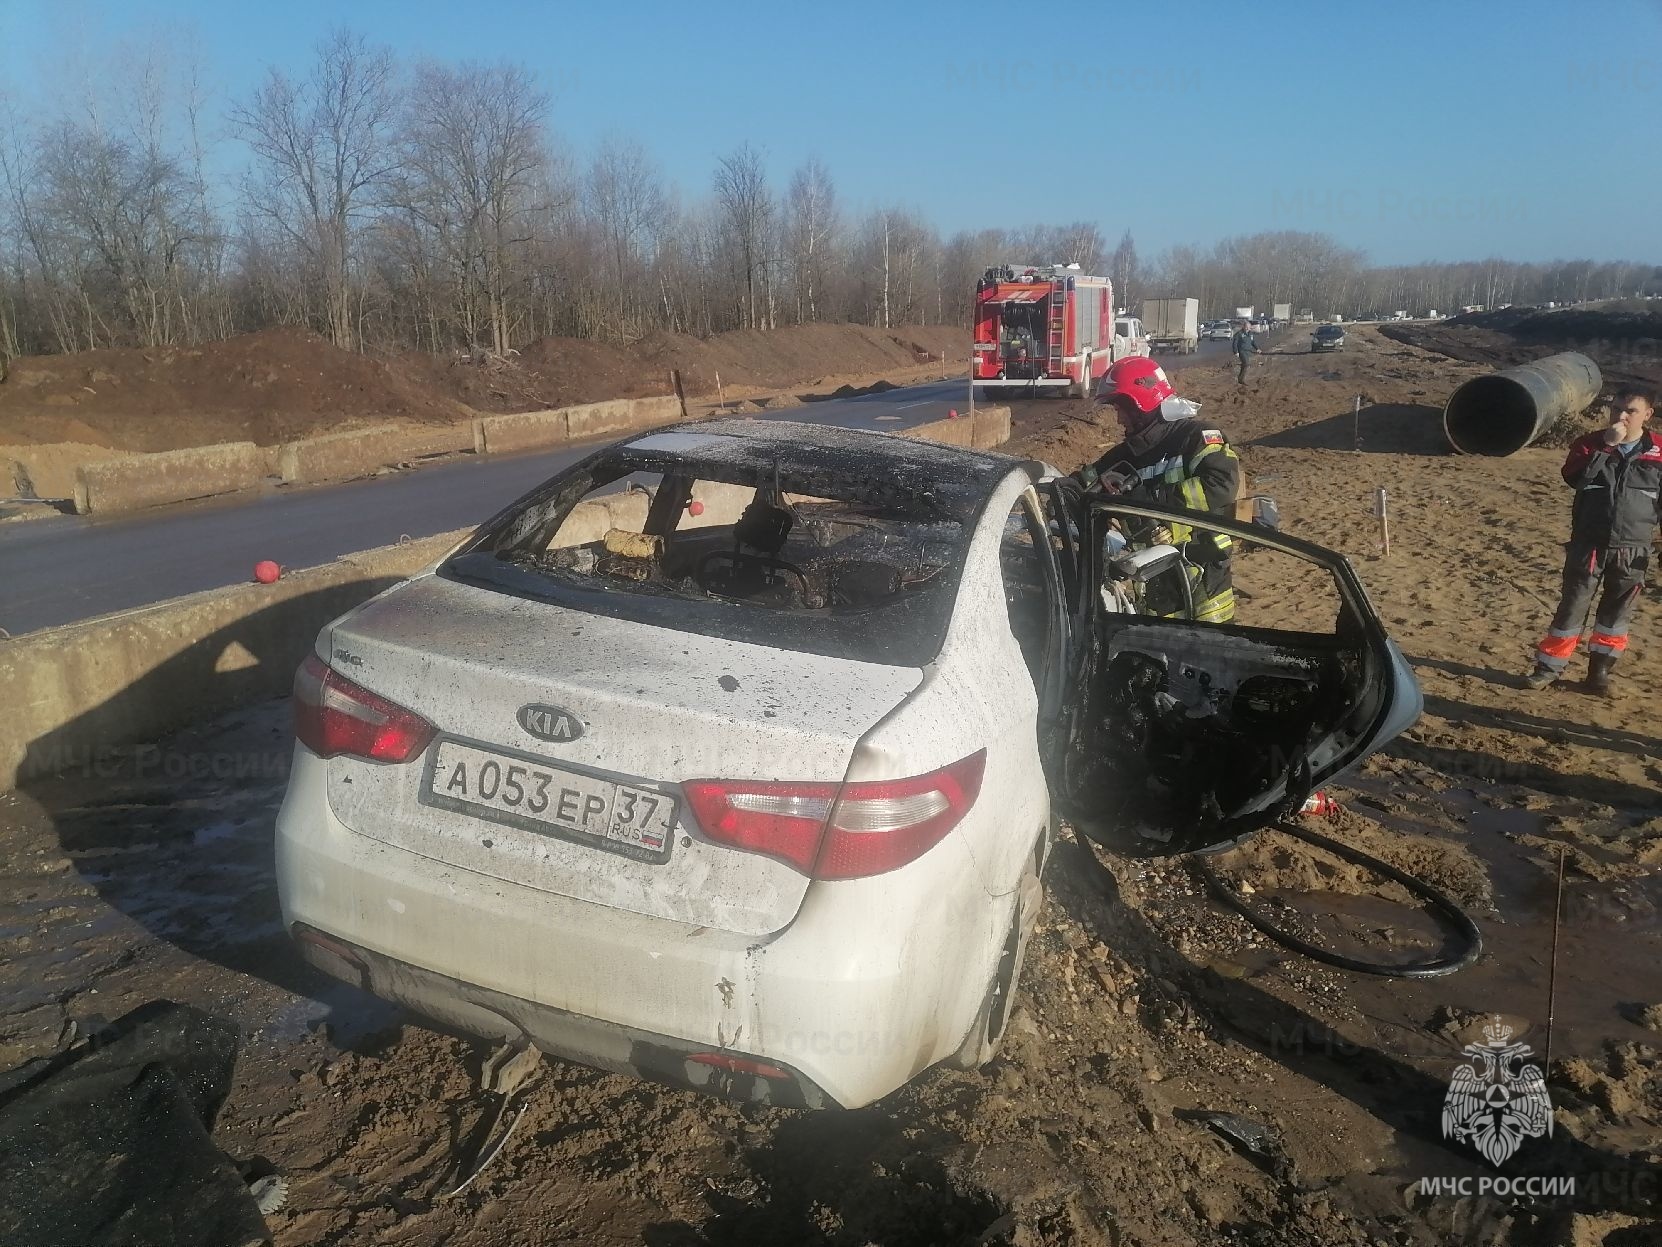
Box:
[278,423,475,485]
[477,409,571,456]
[971,405,1012,449]
[908,417,976,448]
[74,442,267,515]
[565,396,682,441]
[548,499,614,549]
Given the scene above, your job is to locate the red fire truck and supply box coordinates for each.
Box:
[972,264,1114,398]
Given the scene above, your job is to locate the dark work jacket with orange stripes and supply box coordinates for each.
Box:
[1563,430,1662,549]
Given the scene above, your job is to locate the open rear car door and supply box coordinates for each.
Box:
[1041,487,1422,856]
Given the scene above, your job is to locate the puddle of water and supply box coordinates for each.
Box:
[191,819,248,846]
[1325,774,1662,1063]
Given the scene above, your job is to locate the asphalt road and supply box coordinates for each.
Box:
[0,348,1245,637]
[0,379,975,636]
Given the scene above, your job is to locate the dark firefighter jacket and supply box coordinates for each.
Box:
[1563,430,1662,549]
[1079,417,1242,622]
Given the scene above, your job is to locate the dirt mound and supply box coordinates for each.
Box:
[405,324,964,415]
[0,328,476,452]
[1382,304,1662,393]
[0,323,970,452]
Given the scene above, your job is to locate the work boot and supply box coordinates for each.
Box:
[1523,663,1559,690]
[1585,654,1616,698]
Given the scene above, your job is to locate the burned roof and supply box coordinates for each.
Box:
[617,419,1024,521]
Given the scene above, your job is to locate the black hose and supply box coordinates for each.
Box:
[1189,820,1483,979]
[1070,817,1483,978]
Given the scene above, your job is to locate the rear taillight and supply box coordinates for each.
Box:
[683,750,985,880]
[687,1052,792,1080]
[292,654,436,763]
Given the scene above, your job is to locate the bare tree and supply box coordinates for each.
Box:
[713,143,773,329]
[586,136,666,339]
[1108,229,1138,310]
[231,28,400,349]
[395,60,551,353]
[785,158,836,323]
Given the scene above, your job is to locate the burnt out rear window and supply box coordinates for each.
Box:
[440,422,1020,666]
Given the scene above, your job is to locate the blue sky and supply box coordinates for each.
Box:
[1,0,1656,266]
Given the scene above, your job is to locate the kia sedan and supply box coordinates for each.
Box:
[276,420,1419,1108]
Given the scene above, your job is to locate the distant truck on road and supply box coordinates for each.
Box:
[1140,297,1199,354]
[972,263,1114,398]
[1272,302,1292,324]
[1234,306,1254,320]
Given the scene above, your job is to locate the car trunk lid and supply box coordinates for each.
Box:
[317,575,923,936]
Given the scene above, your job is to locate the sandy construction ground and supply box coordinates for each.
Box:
[1,325,1658,1246]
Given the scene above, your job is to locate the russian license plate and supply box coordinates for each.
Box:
[424,739,675,861]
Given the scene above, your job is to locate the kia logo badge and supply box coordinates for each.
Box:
[518,704,585,743]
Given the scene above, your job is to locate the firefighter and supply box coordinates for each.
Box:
[1525,386,1662,696]
[1073,355,1241,623]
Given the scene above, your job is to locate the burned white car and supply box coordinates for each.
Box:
[275,420,1419,1108]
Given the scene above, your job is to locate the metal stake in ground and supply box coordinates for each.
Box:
[671,369,689,421]
[1353,396,1362,452]
[1545,841,1567,1072]
[1375,487,1390,556]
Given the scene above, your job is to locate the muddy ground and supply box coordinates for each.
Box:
[2,325,1661,1245]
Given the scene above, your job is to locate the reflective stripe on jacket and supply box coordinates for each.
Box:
[1090,418,1241,621]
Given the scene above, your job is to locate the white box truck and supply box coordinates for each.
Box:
[1140,297,1200,354]
[1272,302,1291,324]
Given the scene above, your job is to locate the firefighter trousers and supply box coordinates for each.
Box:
[1535,541,1648,671]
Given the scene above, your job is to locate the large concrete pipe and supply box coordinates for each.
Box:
[1443,352,1602,456]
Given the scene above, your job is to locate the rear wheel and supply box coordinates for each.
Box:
[948,827,1047,1069]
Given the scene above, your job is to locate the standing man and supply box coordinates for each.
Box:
[1231,320,1259,386]
[1074,356,1241,623]
[1526,387,1662,695]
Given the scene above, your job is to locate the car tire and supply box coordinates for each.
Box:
[947,823,1048,1070]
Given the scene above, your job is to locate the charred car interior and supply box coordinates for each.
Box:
[1041,497,1404,856]
[443,423,1013,666]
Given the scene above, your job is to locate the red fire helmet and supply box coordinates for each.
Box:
[1096,356,1175,413]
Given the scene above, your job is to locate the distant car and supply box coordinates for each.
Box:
[1312,324,1346,351]
[1202,322,1235,341]
[275,419,1418,1110]
[1112,316,1150,359]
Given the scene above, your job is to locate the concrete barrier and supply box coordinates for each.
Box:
[474,396,683,456]
[908,416,977,448]
[74,442,267,515]
[278,423,475,485]
[0,530,467,791]
[566,396,679,440]
[972,405,1012,450]
[474,408,567,456]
